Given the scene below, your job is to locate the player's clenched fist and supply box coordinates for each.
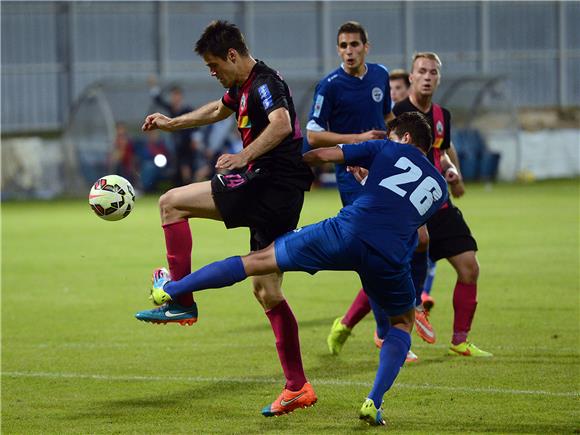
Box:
[142,113,172,132]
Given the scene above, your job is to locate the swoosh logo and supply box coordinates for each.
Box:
[280,391,305,407]
[165,310,194,318]
[415,319,435,339]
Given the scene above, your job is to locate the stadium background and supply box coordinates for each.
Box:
[1,1,579,198]
[2,2,579,433]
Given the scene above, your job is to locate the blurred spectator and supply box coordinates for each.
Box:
[138,130,172,192]
[109,121,137,184]
[149,77,200,186]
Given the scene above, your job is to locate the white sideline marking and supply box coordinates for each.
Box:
[2,371,577,398]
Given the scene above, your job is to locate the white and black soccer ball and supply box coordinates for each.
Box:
[88,175,135,221]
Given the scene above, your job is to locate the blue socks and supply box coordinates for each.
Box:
[411,250,428,306]
[368,327,411,409]
[369,297,390,340]
[164,256,247,299]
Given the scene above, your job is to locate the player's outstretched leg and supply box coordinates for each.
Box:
[261,382,318,417]
[135,267,198,325]
[135,256,248,324]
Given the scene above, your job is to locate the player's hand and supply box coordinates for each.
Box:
[347,166,369,184]
[215,153,249,170]
[142,113,172,132]
[357,130,387,142]
[450,179,466,198]
[445,167,463,191]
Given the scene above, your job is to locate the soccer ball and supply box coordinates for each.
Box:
[89,175,135,221]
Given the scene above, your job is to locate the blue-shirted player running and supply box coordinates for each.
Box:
[137,112,449,426]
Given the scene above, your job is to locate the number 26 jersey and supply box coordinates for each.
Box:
[337,139,448,270]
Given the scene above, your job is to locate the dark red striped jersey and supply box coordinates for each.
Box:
[222,60,313,191]
[393,97,452,208]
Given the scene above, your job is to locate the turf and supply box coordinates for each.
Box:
[2,179,579,434]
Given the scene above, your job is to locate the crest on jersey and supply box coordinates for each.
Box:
[371,87,383,103]
[313,94,324,117]
[240,93,247,111]
[436,120,444,135]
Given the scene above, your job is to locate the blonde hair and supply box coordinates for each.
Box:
[411,52,442,72]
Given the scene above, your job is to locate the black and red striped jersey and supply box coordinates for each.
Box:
[222,60,313,191]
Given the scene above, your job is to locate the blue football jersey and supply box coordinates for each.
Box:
[336,140,448,271]
[307,63,391,193]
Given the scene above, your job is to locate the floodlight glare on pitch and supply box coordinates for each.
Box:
[88,174,136,221]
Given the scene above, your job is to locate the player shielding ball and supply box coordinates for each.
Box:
[140,112,449,426]
[137,20,316,416]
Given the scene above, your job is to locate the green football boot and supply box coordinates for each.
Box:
[448,341,493,357]
[359,398,386,426]
[327,317,352,355]
[149,267,172,306]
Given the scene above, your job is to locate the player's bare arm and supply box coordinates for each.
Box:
[307,129,386,148]
[215,107,292,170]
[142,99,233,132]
[440,150,461,186]
[446,142,466,197]
[303,146,345,166]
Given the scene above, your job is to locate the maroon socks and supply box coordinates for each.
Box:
[162,220,194,306]
[266,299,307,391]
[342,288,371,329]
[452,281,478,345]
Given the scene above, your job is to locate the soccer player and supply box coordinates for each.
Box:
[305,21,403,357]
[389,69,411,105]
[393,52,490,357]
[136,21,317,415]
[143,112,450,425]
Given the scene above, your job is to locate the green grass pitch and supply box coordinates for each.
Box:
[2,179,579,434]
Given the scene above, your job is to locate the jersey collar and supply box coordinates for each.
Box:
[340,63,368,80]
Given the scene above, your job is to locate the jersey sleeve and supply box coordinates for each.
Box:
[340,140,387,168]
[221,88,238,112]
[252,74,289,116]
[306,80,333,132]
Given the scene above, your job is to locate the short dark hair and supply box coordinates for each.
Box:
[389,69,410,88]
[387,112,433,153]
[194,20,249,60]
[337,21,368,45]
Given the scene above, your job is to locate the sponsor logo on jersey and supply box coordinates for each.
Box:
[313,94,324,118]
[238,115,251,129]
[258,84,273,110]
[240,93,247,111]
[372,87,384,103]
[327,74,338,82]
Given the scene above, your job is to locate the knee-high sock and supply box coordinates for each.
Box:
[452,281,478,345]
[369,296,390,340]
[342,288,371,329]
[163,220,193,306]
[368,327,411,409]
[411,250,428,306]
[164,256,247,298]
[266,299,307,391]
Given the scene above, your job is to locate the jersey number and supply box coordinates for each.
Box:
[379,157,443,216]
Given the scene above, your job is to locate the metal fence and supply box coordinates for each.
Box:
[2,1,579,134]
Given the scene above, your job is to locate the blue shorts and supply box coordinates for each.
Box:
[275,218,415,317]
